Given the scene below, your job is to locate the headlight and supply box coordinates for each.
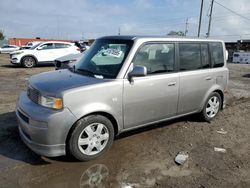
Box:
[14,51,24,55]
[39,95,63,110]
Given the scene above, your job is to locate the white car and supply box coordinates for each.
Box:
[0,45,20,54]
[10,41,81,68]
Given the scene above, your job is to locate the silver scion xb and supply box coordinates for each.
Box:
[16,36,229,161]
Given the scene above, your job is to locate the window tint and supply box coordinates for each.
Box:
[40,43,54,50]
[179,43,201,71]
[201,43,210,68]
[55,43,71,49]
[133,43,175,74]
[210,42,224,67]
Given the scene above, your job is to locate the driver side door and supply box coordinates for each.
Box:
[123,43,179,129]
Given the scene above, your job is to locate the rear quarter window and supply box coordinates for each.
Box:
[210,42,224,68]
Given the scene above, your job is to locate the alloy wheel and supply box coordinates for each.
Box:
[206,96,220,118]
[78,123,109,156]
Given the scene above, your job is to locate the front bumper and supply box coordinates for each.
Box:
[10,54,21,64]
[16,91,77,157]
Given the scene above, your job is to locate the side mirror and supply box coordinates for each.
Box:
[37,46,43,50]
[128,65,147,81]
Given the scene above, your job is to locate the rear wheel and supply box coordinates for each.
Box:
[68,115,114,161]
[22,56,36,68]
[201,92,221,122]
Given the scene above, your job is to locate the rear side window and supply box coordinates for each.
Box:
[179,43,201,71]
[55,43,71,49]
[133,43,175,74]
[210,42,224,67]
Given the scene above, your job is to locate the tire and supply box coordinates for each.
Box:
[22,56,36,68]
[201,92,222,122]
[68,115,114,161]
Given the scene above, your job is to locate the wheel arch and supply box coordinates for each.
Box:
[201,86,224,111]
[65,111,119,149]
[21,55,38,64]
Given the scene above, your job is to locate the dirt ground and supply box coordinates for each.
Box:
[0,53,250,188]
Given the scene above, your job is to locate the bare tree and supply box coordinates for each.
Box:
[167,31,185,36]
[0,30,5,40]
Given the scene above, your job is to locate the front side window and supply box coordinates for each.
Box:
[40,43,54,50]
[210,42,224,67]
[179,43,201,71]
[75,39,133,79]
[133,43,175,74]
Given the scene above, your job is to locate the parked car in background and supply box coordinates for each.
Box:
[0,45,20,53]
[55,53,84,70]
[16,36,228,161]
[20,41,41,50]
[75,42,90,53]
[232,51,250,64]
[10,41,81,67]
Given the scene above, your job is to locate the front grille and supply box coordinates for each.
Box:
[27,86,40,104]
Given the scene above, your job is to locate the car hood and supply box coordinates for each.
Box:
[10,49,30,55]
[29,69,109,96]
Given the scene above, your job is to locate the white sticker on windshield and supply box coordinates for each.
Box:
[103,48,122,58]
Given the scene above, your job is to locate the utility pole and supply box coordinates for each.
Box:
[197,0,204,37]
[206,0,214,38]
[118,27,121,35]
[185,18,189,36]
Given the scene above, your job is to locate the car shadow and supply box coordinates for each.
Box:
[0,111,206,164]
[0,111,50,165]
[116,113,206,139]
[242,73,250,78]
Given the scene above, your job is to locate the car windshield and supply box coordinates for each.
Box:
[74,39,133,79]
[30,43,41,49]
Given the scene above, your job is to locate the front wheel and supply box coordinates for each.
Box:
[201,92,221,122]
[22,56,36,68]
[68,115,114,161]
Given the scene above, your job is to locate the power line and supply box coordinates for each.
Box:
[214,0,250,22]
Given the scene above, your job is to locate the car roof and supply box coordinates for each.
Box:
[40,41,73,44]
[98,35,224,43]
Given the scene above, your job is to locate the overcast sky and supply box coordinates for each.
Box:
[0,0,250,41]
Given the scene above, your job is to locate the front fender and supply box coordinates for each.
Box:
[69,102,123,133]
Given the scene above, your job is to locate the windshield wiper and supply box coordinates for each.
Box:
[76,68,103,78]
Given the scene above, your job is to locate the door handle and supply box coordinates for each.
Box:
[168,82,176,86]
[206,77,212,80]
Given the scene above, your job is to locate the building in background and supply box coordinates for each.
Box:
[8,37,95,47]
[225,39,250,62]
[8,37,74,46]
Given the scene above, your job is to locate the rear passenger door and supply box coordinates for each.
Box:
[177,42,214,114]
[54,43,72,59]
[123,43,179,128]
